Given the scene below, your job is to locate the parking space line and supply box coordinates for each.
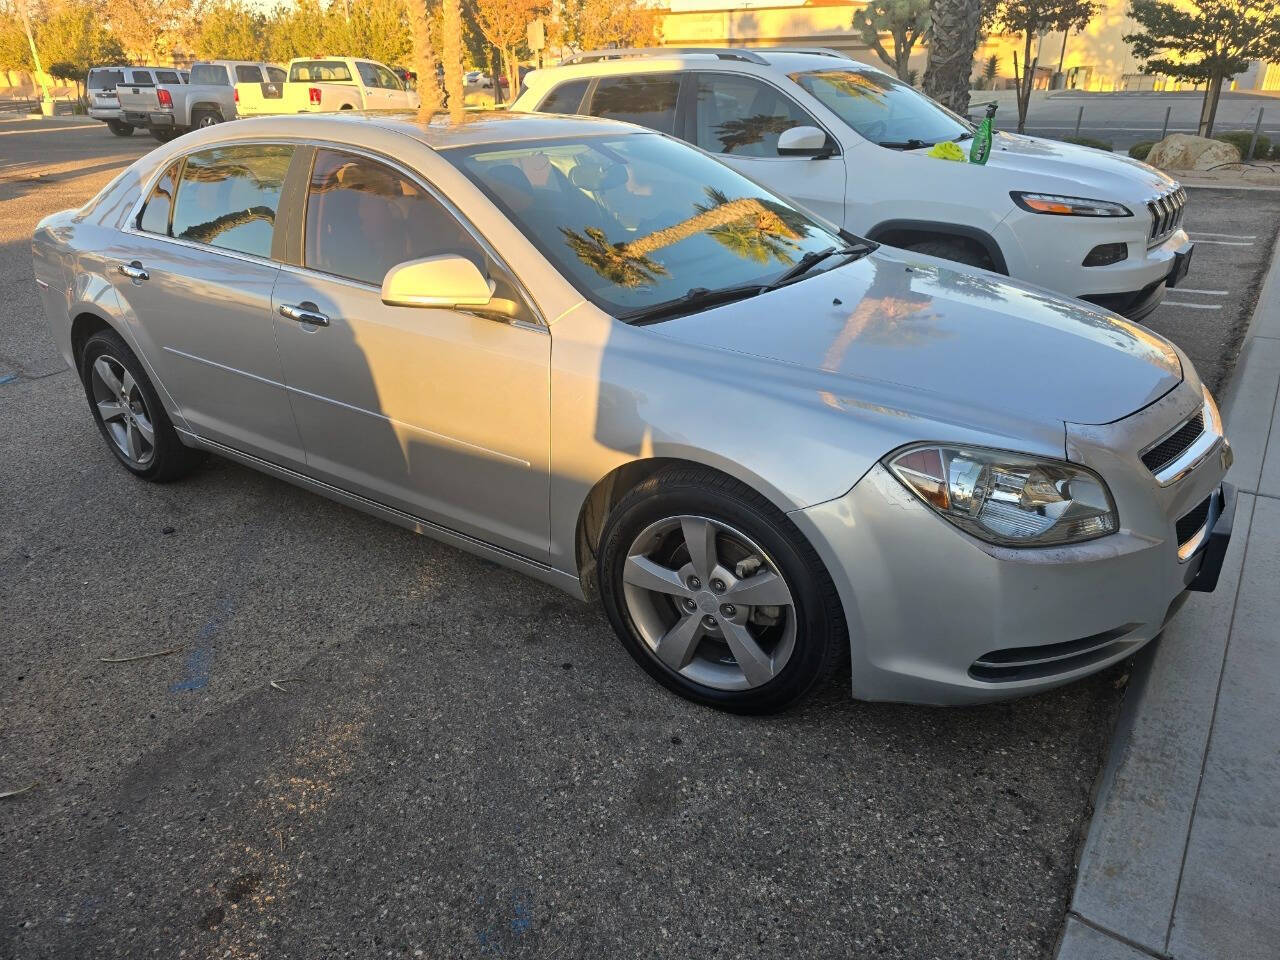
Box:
[1174,289,1229,296]
[1191,233,1258,239]
[0,124,101,136]
[1192,239,1255,246]
[1163,302,1223,310]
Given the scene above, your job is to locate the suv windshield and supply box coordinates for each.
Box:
[792,69,970,148]
[445,133,843,319]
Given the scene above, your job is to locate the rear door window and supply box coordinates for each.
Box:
[290,60,352,82]
[356,62,381,87]
[584,74,681,134]
[190,64,230,85]
[538,79,589,115]
[169,144,294,258]
[127,70,154,86]
[235,65,263,83]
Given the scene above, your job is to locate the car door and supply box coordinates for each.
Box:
[115,142,305,465]
[269,146,551,560]
[582,72,682,136]
[355,62,389,110]
[374,64,411,109]
[687,72,846,227]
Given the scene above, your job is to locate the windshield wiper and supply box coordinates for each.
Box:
[618,283,767,325]
[765,244,873,289]
[877,138,933,150]
[954,131,974,141]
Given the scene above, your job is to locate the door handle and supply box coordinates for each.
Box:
[278,302,330,327]
[118,261,149,281]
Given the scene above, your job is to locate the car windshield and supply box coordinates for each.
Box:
[791,69,970,147]
[444,133,844,319]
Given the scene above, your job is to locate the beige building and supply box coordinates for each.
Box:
[655,0,1280,93]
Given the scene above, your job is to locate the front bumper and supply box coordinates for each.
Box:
[791,384,1231,705]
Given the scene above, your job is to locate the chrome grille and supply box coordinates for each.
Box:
[1147,187,1186,244]
[1141,410,1205,474]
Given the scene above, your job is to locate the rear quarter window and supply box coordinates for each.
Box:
[537,79,589,115]
[155,71,181,84]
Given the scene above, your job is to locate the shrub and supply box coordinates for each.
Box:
[1214,130,1272,161]
[1129,141,1156,161]
[1061,135,1115,152]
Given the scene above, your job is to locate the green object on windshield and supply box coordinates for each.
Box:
[969,103,997,165]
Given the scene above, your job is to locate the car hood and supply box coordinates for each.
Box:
[649,248,1183,426]
[979,130,1179,201]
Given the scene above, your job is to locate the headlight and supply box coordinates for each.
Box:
[1010,192,1132,217]
[885,444,1118,547]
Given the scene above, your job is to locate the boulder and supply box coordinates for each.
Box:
[1146,133,1241,171]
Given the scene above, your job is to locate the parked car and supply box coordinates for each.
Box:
[236,57,420,115]
[87,65,185,137]
[118,60,277,140]
[32,112,1233,713]
[514,47,1194,319]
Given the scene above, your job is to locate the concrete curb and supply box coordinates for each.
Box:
[1055,212,1280,958]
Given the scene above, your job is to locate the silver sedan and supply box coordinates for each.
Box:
[32,112,1235,712]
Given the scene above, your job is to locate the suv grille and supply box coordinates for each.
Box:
[1148,187,1186,244]
[1177,494,1212,548]
[1141,411,1204,473]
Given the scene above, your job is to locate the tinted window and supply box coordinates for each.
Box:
[128,70,154,86]
[538,79,589,115]
[138,161,180,235]
[695,74,818,157]
[235,65,263,83]
[586,75,680,134]
[266,66,287,83]
[792,69,969,147]
[290,60,352,82]
[375,65,402,90]
[155,70,181,84]
[304,150,483,286]
[190,64,230,85]
[171,144,293,258]
[356,62,380,87]
[88,69,124,90]
[447,133,841,317]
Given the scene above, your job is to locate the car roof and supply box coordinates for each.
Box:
[522,48,884,86]
[364,110,648,149]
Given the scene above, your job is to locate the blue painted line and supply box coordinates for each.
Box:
[169,593,236,693]
[0,374,17,385]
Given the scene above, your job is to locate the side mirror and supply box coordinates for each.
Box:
[381,254,496,309]
[777,125,831,158]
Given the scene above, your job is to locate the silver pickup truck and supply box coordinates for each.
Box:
[87,65,186,137]
[117,60,281,141]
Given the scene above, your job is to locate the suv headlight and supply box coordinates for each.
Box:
[1011,192,1132,217]
[885,444,1118,547]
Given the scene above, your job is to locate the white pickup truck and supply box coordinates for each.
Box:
[118,60,283,141]
[235,57,420,115]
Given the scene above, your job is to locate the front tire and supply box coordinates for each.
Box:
[106,119,134,137]
[598,468,846,714]
[80,329,203,482]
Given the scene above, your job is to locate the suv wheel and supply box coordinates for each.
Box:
[598,468,846,714]
[80,329,203,482]
[192,109,221,129]
[902,236,997,272]
[106,120,133,137]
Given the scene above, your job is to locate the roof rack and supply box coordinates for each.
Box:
[756,47,855,60]
[560,47,769,66]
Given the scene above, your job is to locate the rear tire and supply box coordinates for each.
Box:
[901,236,997,272]
[191,109,221,129]
[597,467,847,714]
[106,120,133,137]
[150,127,179,143]
[79,328,203,482]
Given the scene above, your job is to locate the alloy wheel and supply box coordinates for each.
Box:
[89,354,156,467]
[621,515,797,691]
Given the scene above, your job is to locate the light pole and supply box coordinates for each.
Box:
[19,1,54,114]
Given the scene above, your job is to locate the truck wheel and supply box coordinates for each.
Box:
[192,109,221,129]
[150,127,179,143]
[106,120,134,137]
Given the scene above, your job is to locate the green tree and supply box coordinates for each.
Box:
[1126,0,1280,136]
[982,52,999,88]
[991,0,1099,132]
[265,0,324,61]
[857,0,931,82]
[562,0,654,52]
[196,0,268,61]
[1,10,35,77]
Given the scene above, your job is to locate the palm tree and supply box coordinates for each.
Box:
[441,0,465,123]
[560,226,669,288]
[409,0,442,118]
[922,0,984,114]
[623,197,796,259]
[179,205,275,245]
[695,188,802,265]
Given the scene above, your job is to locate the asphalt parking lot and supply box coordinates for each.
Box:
[1,117,1277,960]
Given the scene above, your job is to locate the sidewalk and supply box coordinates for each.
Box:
[1057,235,1280,957]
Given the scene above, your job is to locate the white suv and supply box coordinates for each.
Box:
[513,47,1193,319]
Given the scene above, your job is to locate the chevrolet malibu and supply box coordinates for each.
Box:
[32,113,1234,713]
